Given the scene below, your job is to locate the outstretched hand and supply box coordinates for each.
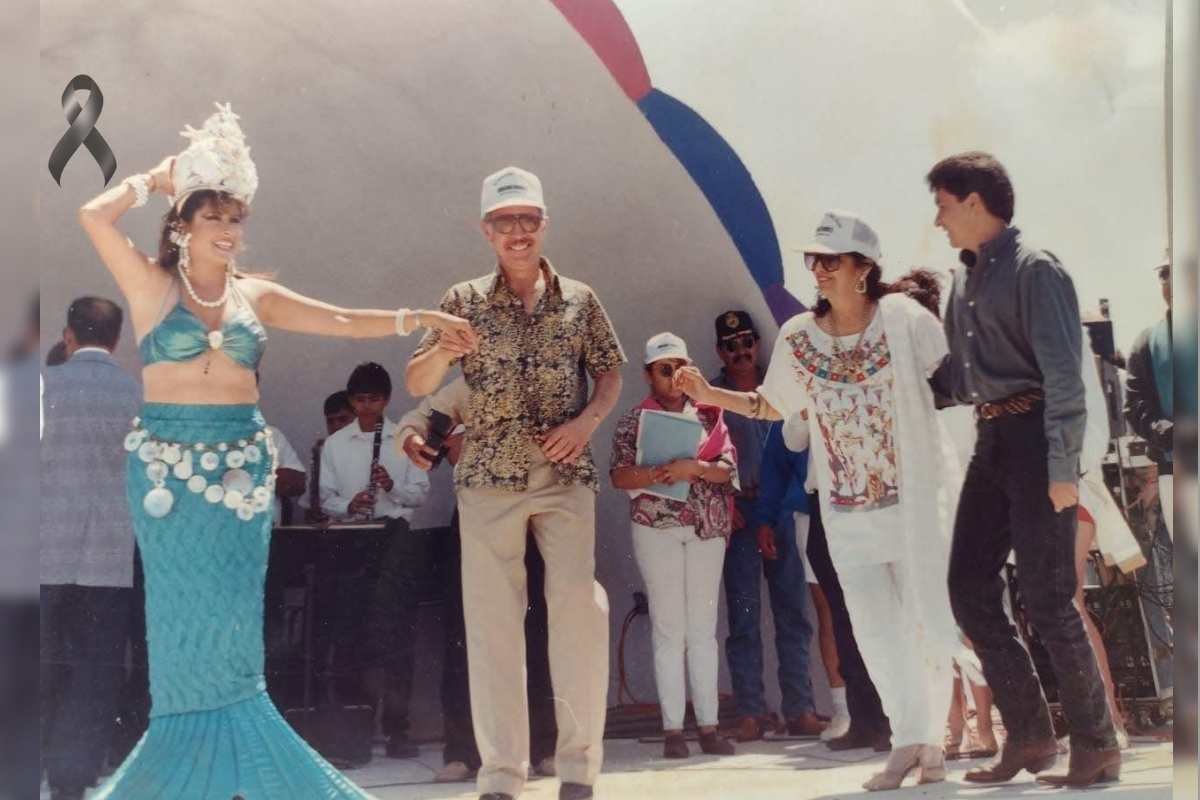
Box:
[672,365,711,403]
[424,311,478,356]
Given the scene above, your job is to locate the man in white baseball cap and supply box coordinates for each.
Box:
[408,166,626,800]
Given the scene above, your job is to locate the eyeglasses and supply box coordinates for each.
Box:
[804,253,844,273]
[1158,267,1171,284]
[487,213,545,234]
[721,334,758,353]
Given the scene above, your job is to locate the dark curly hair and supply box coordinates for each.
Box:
[892,268,944,319]
[811,253,896,317]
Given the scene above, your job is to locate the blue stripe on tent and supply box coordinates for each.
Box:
[637,88,785,292]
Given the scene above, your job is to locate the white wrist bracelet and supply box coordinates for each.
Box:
[396,308,421,337]
[123,174,152,208]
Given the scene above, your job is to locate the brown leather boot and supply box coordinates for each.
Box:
[964,738,1059,784]
[698,730,736,756]
[786,712,826,737]
[731,714,772,742]
[662,732,689,759]
[1036,747,1121,787]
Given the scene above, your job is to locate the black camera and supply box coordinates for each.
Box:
[424,409,455,469]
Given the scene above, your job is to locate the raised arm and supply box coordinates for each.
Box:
[78,157,176,303]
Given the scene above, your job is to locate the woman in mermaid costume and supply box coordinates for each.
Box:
[79,103,477,799]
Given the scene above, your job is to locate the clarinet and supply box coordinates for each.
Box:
[308,438,324,521]
[363,421,384,519]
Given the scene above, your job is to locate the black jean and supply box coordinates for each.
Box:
[948,410,1117,752]
[41,583,132,793]
[365,517,432,743]
[804,494,890,736]
[435,513,556,769]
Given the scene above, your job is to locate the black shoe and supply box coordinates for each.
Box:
[385,737,420,758]
[560,781,594,800]
[479,794,514,800]
[826,727,890,752]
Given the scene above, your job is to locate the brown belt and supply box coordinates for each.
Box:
[977,389,1045,421]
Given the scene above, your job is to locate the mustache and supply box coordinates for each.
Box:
[733,352,753,364]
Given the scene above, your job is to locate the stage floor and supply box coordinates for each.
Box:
[303,737,1174,800]
[43,735,1176,799]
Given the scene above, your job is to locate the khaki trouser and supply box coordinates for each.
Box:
[457,446,610,797]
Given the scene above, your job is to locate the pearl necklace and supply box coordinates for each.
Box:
[179,265,232,309]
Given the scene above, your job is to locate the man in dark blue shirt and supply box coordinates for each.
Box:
[928,152,1119,787]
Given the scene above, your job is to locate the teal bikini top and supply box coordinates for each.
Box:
[139,279,267,369]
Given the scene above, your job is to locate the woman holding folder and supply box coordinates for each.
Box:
[609,333,738,759]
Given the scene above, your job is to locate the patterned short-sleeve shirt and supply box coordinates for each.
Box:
[609,403,737,541]
[413,259,626,492]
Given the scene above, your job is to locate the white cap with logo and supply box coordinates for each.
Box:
[798,210,883,264]
[643,332,691,365]
[481,166,546,218]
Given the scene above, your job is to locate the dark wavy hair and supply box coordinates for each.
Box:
[925,151,1015,223]
[156,189,252,275]
[811,253,896,317]
[892,268,944,320]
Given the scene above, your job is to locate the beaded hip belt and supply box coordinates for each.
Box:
[123,416,279,521]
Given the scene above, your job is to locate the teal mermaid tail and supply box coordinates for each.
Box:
[92,693,371,799]
[96,403,374,800]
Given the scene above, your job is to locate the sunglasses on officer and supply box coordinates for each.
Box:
[721,334,758,353]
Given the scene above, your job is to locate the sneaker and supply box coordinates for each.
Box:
[434,760,475,782]
[533,755,557,777]
[820,711,852,741]
[786,711,826,737]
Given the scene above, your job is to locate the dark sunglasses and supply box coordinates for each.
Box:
[721,334,758,353]
[804,253,844,273]
[1158,266,1171,284]
[487,213,545,234]
[648,363,677,379]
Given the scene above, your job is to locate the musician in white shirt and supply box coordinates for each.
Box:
[319,364,429,521]
[319,362,431,759]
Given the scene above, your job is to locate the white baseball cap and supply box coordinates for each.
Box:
[643,332,691,365]
[480,166,546,218]
[797,210,883,264]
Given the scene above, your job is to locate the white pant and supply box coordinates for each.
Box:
[631,522,726,730]
[838,561,954,748]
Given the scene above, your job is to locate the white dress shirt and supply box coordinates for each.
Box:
[267,424,306,525]
[320,417,430,521]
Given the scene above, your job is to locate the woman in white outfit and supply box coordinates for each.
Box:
[676,211,961,791]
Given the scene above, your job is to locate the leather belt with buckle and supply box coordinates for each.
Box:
[977,389,1045,420]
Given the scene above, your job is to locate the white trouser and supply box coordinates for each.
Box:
[631,522,727,730]
[838,561,954,748]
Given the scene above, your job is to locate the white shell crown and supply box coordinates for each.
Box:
[170,102,258,211]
